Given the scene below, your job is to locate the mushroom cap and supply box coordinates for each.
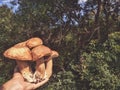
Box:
[26,37,43,48]
[51,50,59,58]
[43,50,59,61]
[14,41,27,47]
[3,46,32,61]
[31,45,52,61]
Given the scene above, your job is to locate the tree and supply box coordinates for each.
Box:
[0,0,120,89]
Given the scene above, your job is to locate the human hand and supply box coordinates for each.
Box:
[0,67,49,90]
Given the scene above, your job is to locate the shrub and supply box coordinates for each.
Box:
[81,32,120,90]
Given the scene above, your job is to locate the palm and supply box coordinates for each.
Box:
[1,71,49,90]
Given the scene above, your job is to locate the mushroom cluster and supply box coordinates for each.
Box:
[3,37,59,83]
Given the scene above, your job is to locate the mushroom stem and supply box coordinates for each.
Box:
[16,60,34,82]
[34,58,45,81]
[45,59,53,78]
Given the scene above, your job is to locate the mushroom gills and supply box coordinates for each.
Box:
[43,55,51,61]
[16,60,34,83]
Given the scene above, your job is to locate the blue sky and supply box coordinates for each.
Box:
[0,0,87,12]
[0,0,87,6]
[0,0,15,6]
[0,0,19,12]
[78,0,87,4]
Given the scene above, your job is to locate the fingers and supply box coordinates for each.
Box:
[32,78,49,89]
[25,78,49,90]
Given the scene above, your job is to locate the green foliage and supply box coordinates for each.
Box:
[0,0,120,90]
[81,32,120,90]
[0,59,15,85]
[0,5,28,55]
[39,71,77,90]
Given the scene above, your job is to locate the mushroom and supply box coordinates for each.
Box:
[31,45,52,82]
[3,46,34,82]
[26,37,43,49]
[14,37,43,49]
[45,50,59,78]
[45,50,59,61]
[14,41,27,47]
[3,37,44,83]
[31,45,59,82]
[3,37,59,83]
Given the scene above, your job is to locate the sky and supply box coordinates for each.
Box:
[0,0,87,6]
[0,0,87,12]
[0,0,19,12]
[78,0,87,4]
[0,0,87,3]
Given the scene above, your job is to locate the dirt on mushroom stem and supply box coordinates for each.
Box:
[34,58,46,83]
[16,60,34,83]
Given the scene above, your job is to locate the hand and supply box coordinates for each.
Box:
[0,59,53,90]
[0,67,49,90]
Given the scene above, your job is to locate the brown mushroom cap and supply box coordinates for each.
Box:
[3,46,32,61]
[51,50,59,58]
[26,37,43,48]
[31,45,52,61]
[14,41,27,47]
[42,50,59,61]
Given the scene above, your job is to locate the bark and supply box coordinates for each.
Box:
[95,0,102,41]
